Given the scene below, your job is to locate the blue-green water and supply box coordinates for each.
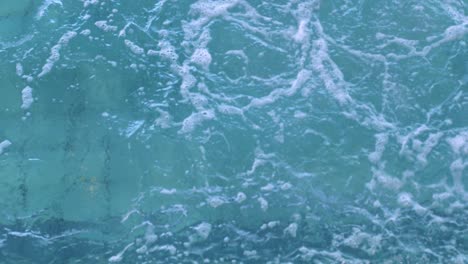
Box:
[0,0,467,263]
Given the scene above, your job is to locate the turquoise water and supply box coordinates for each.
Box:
[0,0,467,263]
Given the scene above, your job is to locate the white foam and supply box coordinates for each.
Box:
[442,22,468,43]
[284,223,298,238]
[83,0,99,7]
[398,125,429,156]
[376,33,418,51]
[0,140,12,155]
[189,93,209,110]
[36,0,62,19]
[38,31,77,78]
[194,222,212,240]
[190,48,212,69]
[154,110,172,129]
[397,192,413,207]
[7,231,48,241]
[243,250,257,257]
[149,245,177,255]
[310,37,350,104]
[293,19,309,43]
[412,202,427,216]
[207,196,225,208]
[147,49,158,56]
[415,132,443,165]
[373,200,381,208]
[341,228,381,255]
[160,188,176,194]
[432,192,452,202]
[235,192,246,203]
[144,225,158,244]
[95,20,118,32]
[80,29,91,36]
[121,209,139,223]
[190,0,238,19]
[179,109,215,134]
[217,104,244,116]
[58,31,76,44]
[293,111,307,119]
[453,254,468,264]
[158,40,179,62]
[276,123,284,143]
[411,21,468,57]
[184,0,239,40]
[118,25,129,38]
[398,192,427,215]
[258,197,268,211]
[21,86,33,110]
[260,183,274,192]
[450,158,467,193]
[108,242,134,262]
[226,50,248,63]
[280,182,292,190]
[136,245,147,254]
[447,132,468,155]
[16,63,23,76]
[298,247,317,261]
[368,168,402,191]
[124,120,144,138]
[247,69,311,108]
[124,40,145,55]
[289,69,312,96]
[178,66,197,99]
[265,221,279,229]
[368,133,388,164]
